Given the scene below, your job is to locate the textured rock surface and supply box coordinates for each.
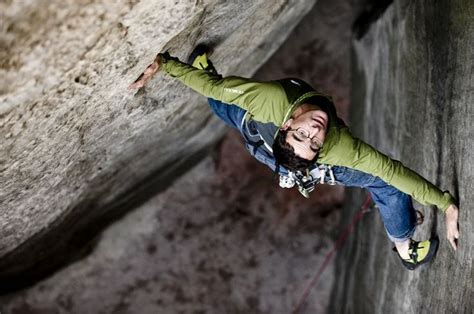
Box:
[0,0,369,312]
[330,0,473,313]
[0,0,316,291]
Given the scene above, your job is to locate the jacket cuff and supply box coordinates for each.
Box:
[158,52,180,74]
[158,51,170,62]
[440,191,456,213]
[158,51,179,63]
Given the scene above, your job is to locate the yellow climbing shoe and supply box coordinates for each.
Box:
[187,44,218,75]
[394,237,439,270]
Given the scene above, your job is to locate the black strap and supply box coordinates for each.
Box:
[247,139,265,155]
[408,240,419,263]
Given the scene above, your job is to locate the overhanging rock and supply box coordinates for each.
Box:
[0,0,315,292]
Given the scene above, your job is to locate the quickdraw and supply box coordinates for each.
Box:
[279,164,336,198]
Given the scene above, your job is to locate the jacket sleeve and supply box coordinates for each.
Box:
[159,53,288,124]
[331,128,455,212]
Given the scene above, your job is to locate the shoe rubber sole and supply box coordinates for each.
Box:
[395,236,440,271]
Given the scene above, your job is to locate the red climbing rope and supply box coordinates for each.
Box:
[291,194,373,314]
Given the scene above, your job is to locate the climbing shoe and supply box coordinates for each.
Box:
[187,44,219,75]
[393,237,439,270]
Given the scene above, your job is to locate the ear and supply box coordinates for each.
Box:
[280,118,293,130]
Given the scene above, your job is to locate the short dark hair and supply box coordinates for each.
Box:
[273,130,315,172]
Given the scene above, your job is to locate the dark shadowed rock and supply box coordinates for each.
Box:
[330,0,473,313]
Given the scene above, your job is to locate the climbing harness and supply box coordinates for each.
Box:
[279,164,336,198]
[291,194,374,314]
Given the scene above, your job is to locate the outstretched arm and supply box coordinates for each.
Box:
[329,128,460,250]
[128,53,289,125]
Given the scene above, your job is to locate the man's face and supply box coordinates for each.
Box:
[281,109,328,160]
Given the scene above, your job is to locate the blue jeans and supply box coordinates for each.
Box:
[329,166,416,242]
[207,98,416,242]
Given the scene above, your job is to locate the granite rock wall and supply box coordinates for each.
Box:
[330,1,474,313]
[0,0,369,312]
[0,0,316,292]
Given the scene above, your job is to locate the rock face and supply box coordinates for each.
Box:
[0,0,316,291]
[0,0,369,312]
[5,0,471,312]
[0,150,344,314]
[330,0,474,313]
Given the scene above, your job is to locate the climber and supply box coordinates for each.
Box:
[128,47,460,270]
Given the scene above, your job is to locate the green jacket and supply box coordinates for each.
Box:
[159,54,455,212]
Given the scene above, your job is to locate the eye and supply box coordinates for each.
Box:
[310,145,320,153]
[296,129,309,138]
[292,134,304,142]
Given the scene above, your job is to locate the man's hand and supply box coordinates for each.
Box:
[445,204,460,251]
[128,57,161,90]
